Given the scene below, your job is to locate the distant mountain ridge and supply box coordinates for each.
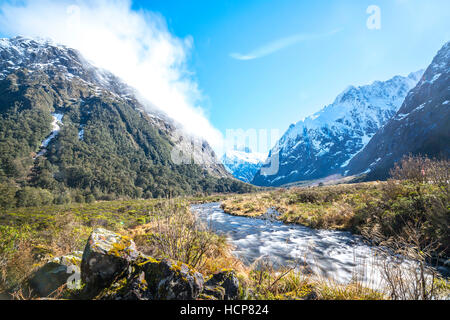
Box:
[252,70,424,186]
[346,41,450,179]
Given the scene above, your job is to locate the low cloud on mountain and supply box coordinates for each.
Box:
[0,0,224,150]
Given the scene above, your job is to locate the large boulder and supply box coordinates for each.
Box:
[81,228,139,296]
[28,251,83,297]
[98,256,204,300]
[204,269,240,300]
[140,257,204,300]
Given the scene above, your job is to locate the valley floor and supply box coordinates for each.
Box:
[0,175,448,300]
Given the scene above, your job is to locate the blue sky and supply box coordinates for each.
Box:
[132,0,449,150]
[0,0,449,154]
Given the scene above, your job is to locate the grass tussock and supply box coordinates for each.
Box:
[128,203,245,275]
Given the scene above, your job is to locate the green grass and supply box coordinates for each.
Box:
[1,168,448,300]
[0,194,391,300]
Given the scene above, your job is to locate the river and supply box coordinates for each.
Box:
[192,202,424,292]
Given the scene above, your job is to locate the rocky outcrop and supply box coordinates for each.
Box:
[100,256,206,300]
[140,258,204,300]
[28,228,240,300]
[28,251,83,297]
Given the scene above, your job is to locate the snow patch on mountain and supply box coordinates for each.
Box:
[35,113,64,158]
[0,36,140,104]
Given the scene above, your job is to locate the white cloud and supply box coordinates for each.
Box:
[0,0,224,150]
[230,29,342,61]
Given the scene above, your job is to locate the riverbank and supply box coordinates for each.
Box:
[194,202,450,295]
[0,171,448,299]
[0,197,386,300]
[221,181,449,261]
[221,182,379,230]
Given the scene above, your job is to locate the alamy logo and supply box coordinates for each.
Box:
[260,152,279,176]
[66,5,81,29]
[66,265,81,290]
[366,5,381,30]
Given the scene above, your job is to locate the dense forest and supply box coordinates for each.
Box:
[0,69,255,208]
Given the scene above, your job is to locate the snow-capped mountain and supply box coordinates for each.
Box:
[222,149,267,183]
[252,70,424,186]
[0,36,250,202]
[0,36,132,97]
[346,41,450,179]
[0,36,230,178]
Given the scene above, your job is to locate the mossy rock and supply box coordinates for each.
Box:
[28,251,83,297]
[140,258,204,300]
[204,269,239,300]
[81,228,139,297]
[202,285,225,300]
[95,273,151,300]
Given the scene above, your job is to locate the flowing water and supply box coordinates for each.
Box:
[192,202,424,291]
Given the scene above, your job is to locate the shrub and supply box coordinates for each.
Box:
[85,194,95,203]
[15,187,53,207]
[355,155,450,299]
[74,194,85,203]
[390,154,449,186]
[0,182,18,209]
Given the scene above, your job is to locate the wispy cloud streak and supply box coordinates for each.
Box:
[230,29,342,61]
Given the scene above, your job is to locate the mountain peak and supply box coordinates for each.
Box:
[408,69,425,81]
[252,71,424,186]
[345,41,450,179]
[0,36,129,97]
[0,36,233,188]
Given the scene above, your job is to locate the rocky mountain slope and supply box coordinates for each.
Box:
[252,70,423,187]
[346,42,450,179]
[0,36,249,203]
[222,148,266,183]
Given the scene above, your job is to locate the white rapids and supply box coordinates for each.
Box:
[192,202,428,292]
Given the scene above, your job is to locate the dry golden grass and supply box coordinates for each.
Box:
[221,182,381,231]
[238,257,386,300]
[128,205,246,277]
[315,281,385,300]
